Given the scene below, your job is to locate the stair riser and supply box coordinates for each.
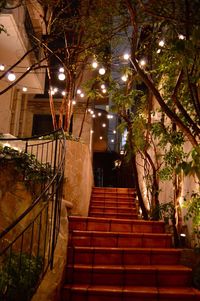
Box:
[69,235,172,248]
[90,213,138,219]
[66,268,191,287]
[67,249,181,266]
[68,218,165,233]
[90,201,135,207]
[91,195,135,200]
[62,289,197,301]
[89,208,137,214]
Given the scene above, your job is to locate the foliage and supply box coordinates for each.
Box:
[0,252,43,301]
[150,201,176,224]
[0,145,52,183]
[184,192,200,248]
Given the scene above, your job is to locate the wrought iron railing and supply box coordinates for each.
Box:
[0,129,66,301]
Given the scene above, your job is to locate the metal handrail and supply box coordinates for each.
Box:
[0,128,66,301]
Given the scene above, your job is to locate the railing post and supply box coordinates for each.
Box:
[50,135,58,269]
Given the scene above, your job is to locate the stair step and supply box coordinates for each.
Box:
[90,200,135,207]
[69,231,172,248]
[67,247,182,266]
[62,284,200,301]
[91,194,135,200]
[89,212,138,219]
[92,187,135,193]
[89,206,137,214]
[68,216,165,233]
[66,264,192,287]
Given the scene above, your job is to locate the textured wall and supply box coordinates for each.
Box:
[63,140,94,216]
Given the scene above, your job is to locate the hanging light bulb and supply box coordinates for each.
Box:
[102,123,106,127]
[111,139,114,143]
[80,93,84,98]
[121,75,128,82]
[158,40,165,47]
[98,112,102,116]
[92,61,98,68]
[139,59,146,67]
[59,67,65,73]
[62,91,66,96]
[7,71,16,81]
[178,34,185,40]
[102,88,107,93]
[58,72,66,81]
[0,64,5,71]
[92,114,96,118]
[72,100,76,105]
[22,87,27,92]
[77,89,81,94]
[53,87,58,93]
[101,84,106,89]
[123,53,130,60]
[99,67,106,75]
[99,136,103,140]
[157,49,161,54]
[113,130,116,134]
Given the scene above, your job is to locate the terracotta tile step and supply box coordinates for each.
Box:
[62,284,200,301]
[89,206,137,214]
[90,201,136,207]
[67,247,182,266]
[91,194,135,199]
[68,216,165,233]
[89,212,138,219]
[66,264,192,287]
[92,187,136,193]
[69,231,172,248]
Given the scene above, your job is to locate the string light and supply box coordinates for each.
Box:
[121,75,128,82]
[139,59,146,67]
[102,88,107,93]
[111,139,114,143]
[62,91,66,96]
[77,89,81,94]
[157,49,161,54]
[92,61,98,68]
[22,87,27,92]
[92,114,96,118]
[53,87,58,93]
[99,67,106,75]
[58,72,66,80]
[107,114,113,119]
[0,64,5,71]
[98,112,102,116]
[101,84,106,89]
[123,53,130,60]
[99,136,103,140]
[178,34,185,40]
[80,93,84,98]
[72,100,76,105]
[113,130,116,134]
[7,71,16,81]
[158,40,165,47]
[90,130,94,134]
[59,67,64,73]
[102,123,106,127]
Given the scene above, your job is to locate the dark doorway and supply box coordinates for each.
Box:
[93,151,135,188]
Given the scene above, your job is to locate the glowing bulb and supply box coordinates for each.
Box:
[72,100,76,105]
[113,130,116,134]
[22,87,27,92]
[102,88,107,93]
[88,108,91,112]
[157,49,161,54]
[101,84,105,89]
[0,64,5,71]
[99,136,103,140]
[158,40,165,47]
[99,67,106,75]
[92,61,98,68]
[50,90,55,95]
[90,130,94,134]
[92,114,96,118]
[121,75,128,82]
[59,67,64,73]
[58,73,66,80]
[62,91,66,96]
[77,89,81,94]
[98,112,102,116]
[7,72,16,81]
[178,34,185,40]
[139,59,146,67]
[54,87,58,93]
[102,123,106,127]
[80,93,84,98]
[90,110,94,114]
[111,139,114,143]
[123,53,130,60]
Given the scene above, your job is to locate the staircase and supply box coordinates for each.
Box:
[61,187,200,301]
